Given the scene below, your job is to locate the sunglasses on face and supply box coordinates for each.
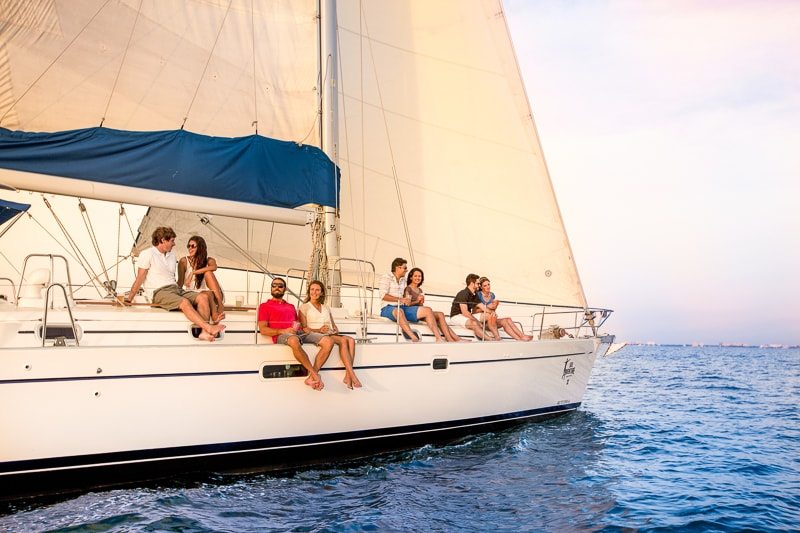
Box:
[187,243,197,249]
[271,283,285,289]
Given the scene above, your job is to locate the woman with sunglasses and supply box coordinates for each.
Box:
[178,236,225,323]
[299,280,362,389]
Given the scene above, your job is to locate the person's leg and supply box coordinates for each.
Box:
[285,335,323,390]
[392,307,419,342]
[500,317,533,341]
[486,313,502,340]
[313,336,335,371]
[416,306,445,342]
[435,311,465,342]
[205,273,225,322]
[178,298,224,340]
[466,318,492,341]
[194,291,212,322]
[334,335,361,389]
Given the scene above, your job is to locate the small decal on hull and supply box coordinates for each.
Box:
[561,358,576,385]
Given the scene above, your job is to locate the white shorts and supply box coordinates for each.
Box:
[448,314,474,328]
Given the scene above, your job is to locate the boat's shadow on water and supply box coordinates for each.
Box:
[2,408,616,527]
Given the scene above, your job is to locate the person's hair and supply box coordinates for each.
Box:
[304,280,326,304]
[188,236,209,289]
[391,257,407,273]
[406,267,424,288]
[478,276,490,289]
[465,273,480,286]
[151,226,176,246]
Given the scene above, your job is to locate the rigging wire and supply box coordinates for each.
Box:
[100,0,143,127]
[360,2,415,266]
[182,0,233,129]
[41,197,104,298]
[0,0,113,126]
[26,210,81,264]
[78,199,113,293]
[0,250,21,276]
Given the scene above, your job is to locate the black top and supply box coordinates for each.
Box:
[450,288,479,317]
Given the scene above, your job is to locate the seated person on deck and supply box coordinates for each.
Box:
[178,235,225,323]
[257,277,330,391]
[126,226,224,342]
[477,276,533,341]
[448,273,492,341]
[378,257,444,342]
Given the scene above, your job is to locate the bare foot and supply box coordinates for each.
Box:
[304,373,324,391]
[343,374,354,390]
[350,373,362,388]
[523,335,534,341]
[206,323,225,337]
[198,331,216,342]
[435,337,445,343]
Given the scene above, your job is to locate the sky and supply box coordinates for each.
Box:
[503,0,799,345]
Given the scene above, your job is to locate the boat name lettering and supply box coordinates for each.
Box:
[561,358,576,384]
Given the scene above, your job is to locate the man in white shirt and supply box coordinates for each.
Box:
[378,257,443,342]
[126,226,224,341]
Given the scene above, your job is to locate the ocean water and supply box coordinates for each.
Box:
[2,345,799,532]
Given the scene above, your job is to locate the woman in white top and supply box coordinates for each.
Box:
[299,280,362,389]
[177,236,224,322]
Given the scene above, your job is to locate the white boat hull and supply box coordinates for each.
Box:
[0,319,599,498]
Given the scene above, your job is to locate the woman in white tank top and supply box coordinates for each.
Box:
[298,280,362,389]
[178,236,225,322]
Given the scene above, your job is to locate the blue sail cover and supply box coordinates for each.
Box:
[0,127,339,209]
[0,198,30,225]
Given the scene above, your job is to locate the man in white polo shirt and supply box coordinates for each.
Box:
[126,226,224,341]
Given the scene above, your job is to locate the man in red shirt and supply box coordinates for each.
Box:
[257,277,329,390]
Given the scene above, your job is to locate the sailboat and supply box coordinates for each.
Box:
[0,0,613,498]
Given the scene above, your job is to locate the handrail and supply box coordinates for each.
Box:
[17,254,75,304]
[531,308,612,338]
[331,258,376,342]
[42,283,79,347]
[0,277,16,303]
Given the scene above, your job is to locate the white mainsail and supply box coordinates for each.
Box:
[0,0,586,308]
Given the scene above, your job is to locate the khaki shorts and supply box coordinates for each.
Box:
[152,284,199,311]
[303,332,331,345]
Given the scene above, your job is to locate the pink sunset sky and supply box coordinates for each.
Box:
[505,1,799,345]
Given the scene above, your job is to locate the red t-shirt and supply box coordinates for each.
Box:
[257,299,298,343]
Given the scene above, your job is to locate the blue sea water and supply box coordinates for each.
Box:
[2,345,799,532]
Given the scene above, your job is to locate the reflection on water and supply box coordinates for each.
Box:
[2,346,799,532]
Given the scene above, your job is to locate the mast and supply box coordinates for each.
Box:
[319,0,341,306]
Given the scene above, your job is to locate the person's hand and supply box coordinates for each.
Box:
[400,297,410,306]
[320,324,330,333]
[418,295,425,304]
